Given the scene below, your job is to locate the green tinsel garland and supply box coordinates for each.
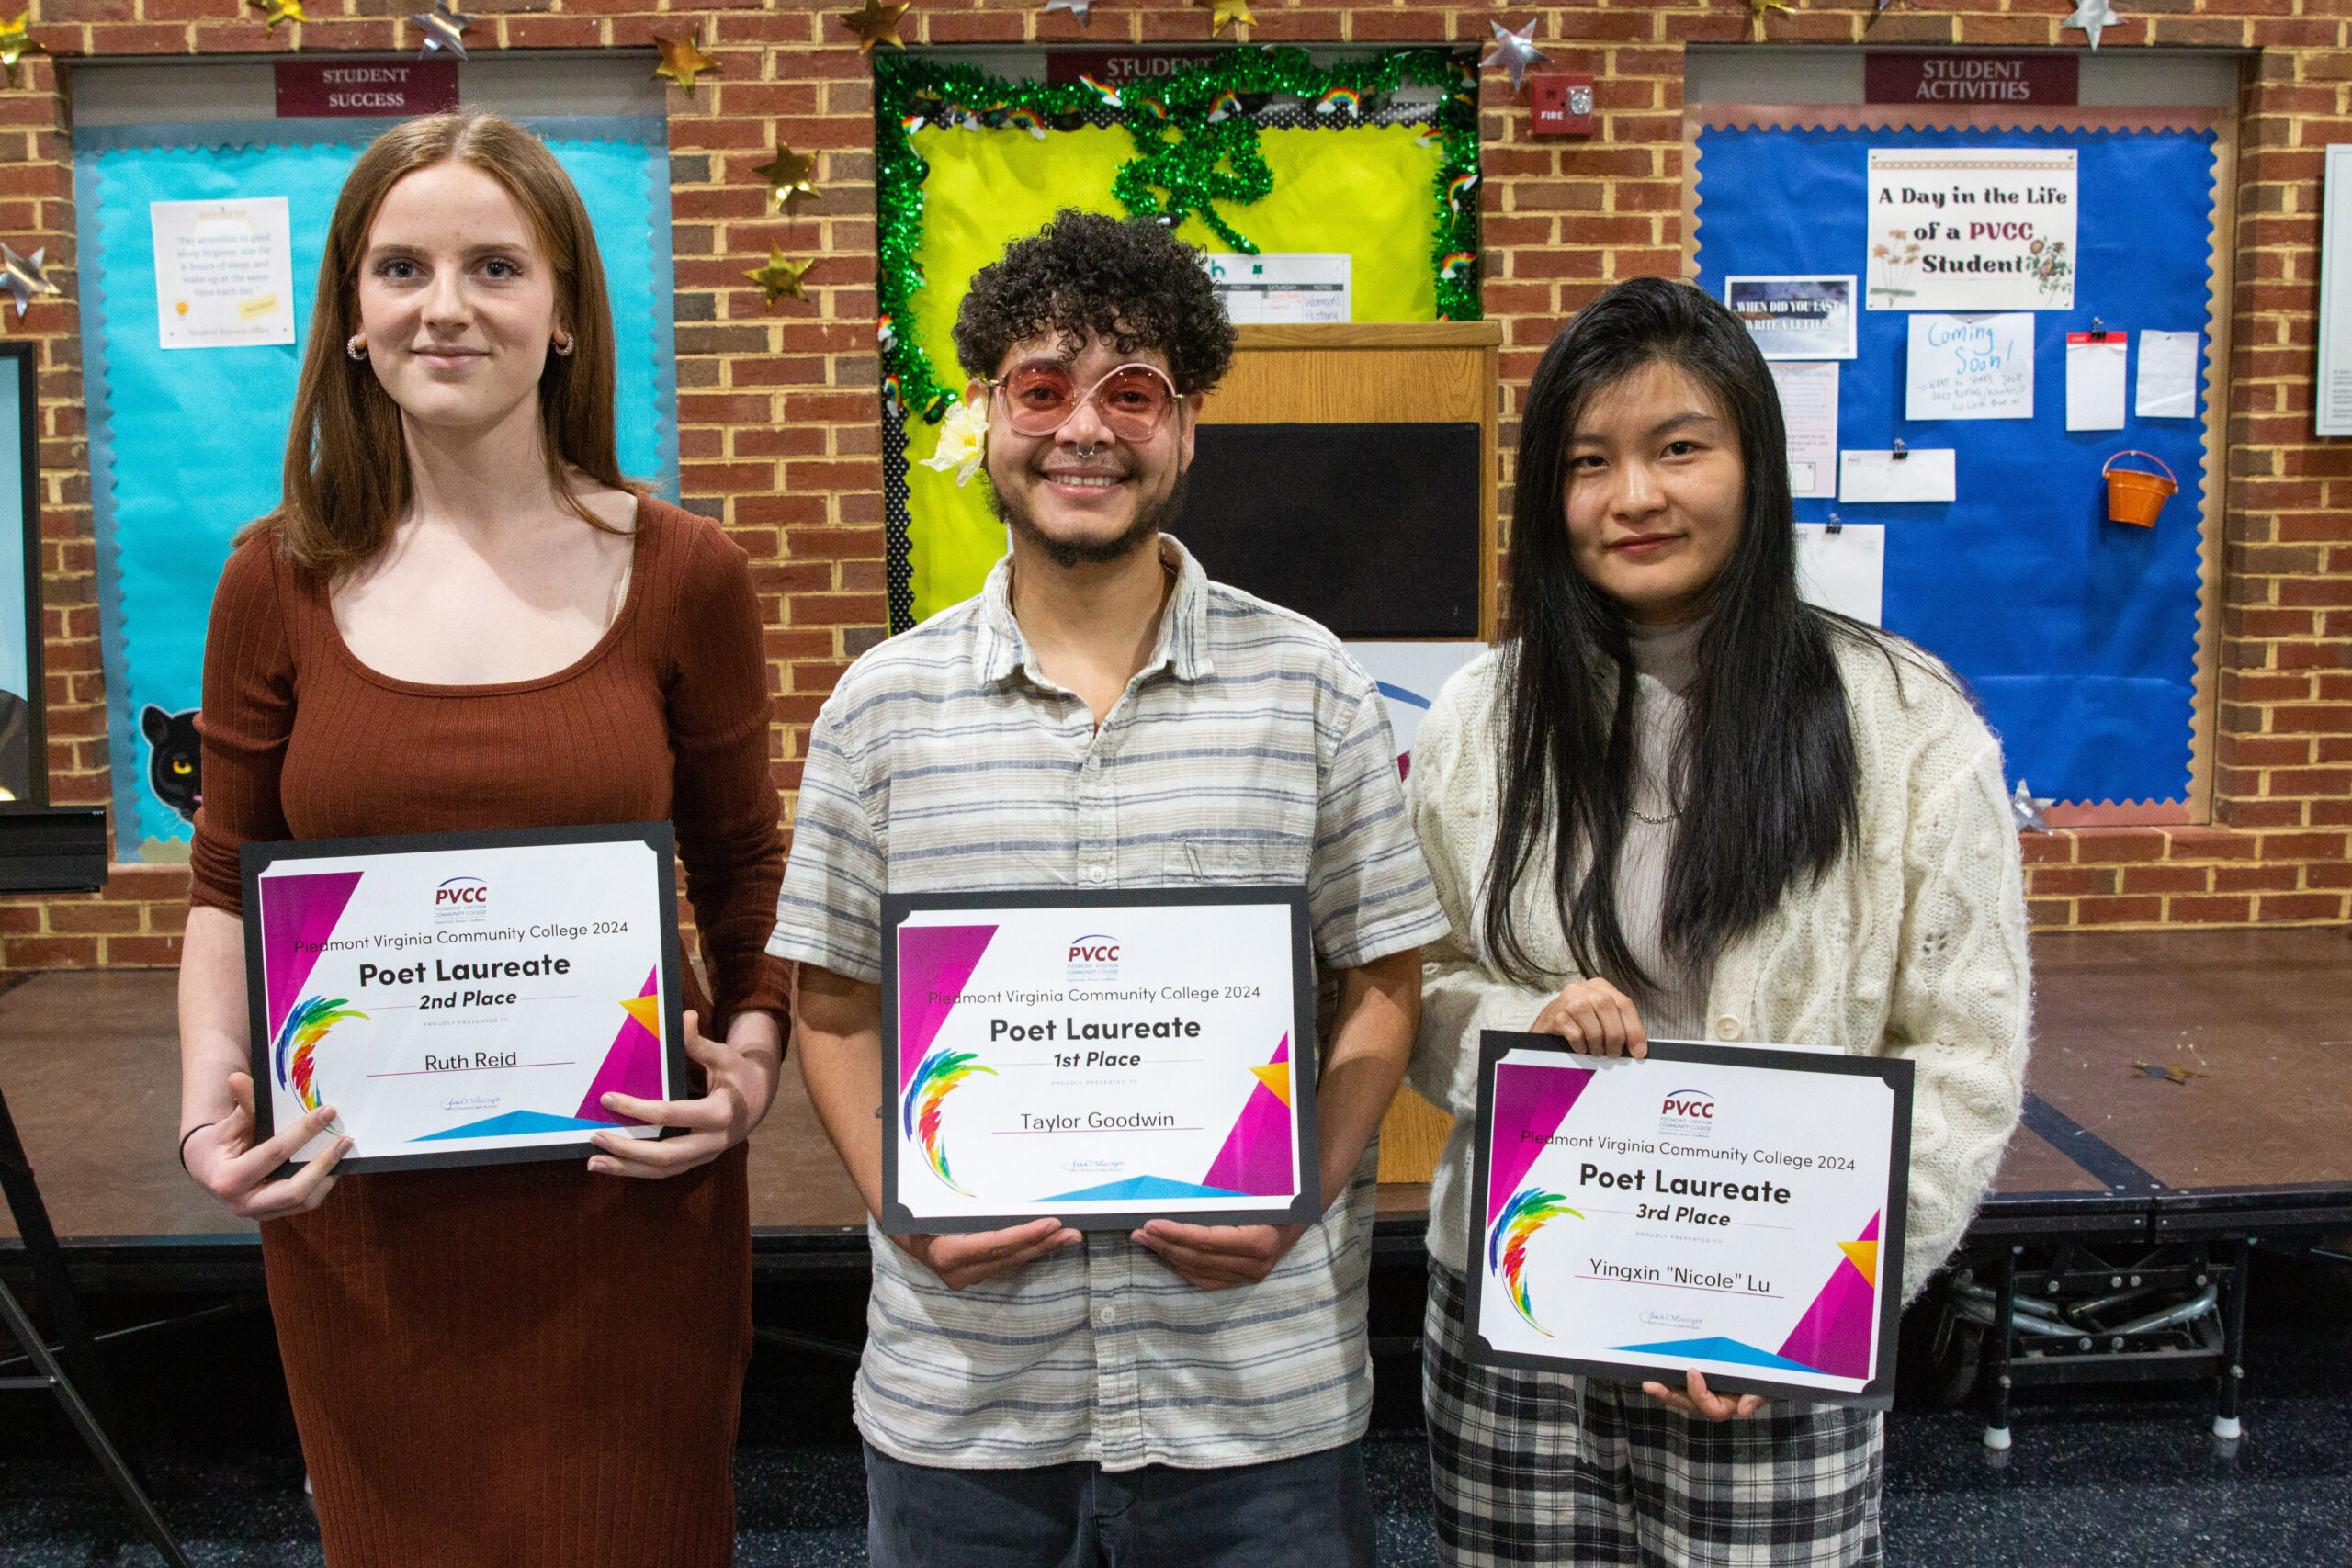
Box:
[874,46,1481,424]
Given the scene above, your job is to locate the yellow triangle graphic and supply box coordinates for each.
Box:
[1250,1062,1291,1107]
[1838,1240,1879,1289]
[620,995,662,1035]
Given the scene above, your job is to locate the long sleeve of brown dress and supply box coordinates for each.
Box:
[188,497,784,1568]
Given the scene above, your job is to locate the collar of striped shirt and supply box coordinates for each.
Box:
[975,533,1215,688]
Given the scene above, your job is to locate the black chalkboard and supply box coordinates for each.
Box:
[1173,421,1483,638]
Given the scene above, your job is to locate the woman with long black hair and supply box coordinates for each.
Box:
[1406,276,2029,1564]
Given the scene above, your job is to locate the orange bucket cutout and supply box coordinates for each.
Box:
[2102,450,2176,528]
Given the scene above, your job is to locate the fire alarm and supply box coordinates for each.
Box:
[1529,74,1595,138]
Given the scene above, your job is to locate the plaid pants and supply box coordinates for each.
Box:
[1422,1263,1883,1567]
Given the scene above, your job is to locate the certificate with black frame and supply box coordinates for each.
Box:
[240,822,690,1177]
[879,886,1321,1235]
[1465,1032,1912,1407]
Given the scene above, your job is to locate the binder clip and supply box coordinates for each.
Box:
[1891,439,1909,462]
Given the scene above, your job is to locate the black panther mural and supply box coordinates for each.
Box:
[140,704,200,823]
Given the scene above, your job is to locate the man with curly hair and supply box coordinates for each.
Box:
[775,209,1448,1565]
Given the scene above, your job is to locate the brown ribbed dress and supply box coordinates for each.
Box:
[188,497,786,1568]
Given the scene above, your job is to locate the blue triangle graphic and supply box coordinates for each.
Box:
[1606,1337,1822,1374]
[1036,1174,1250,1203]
[414,1110,612,1141]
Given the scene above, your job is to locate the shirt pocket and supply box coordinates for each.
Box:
[1160,840,1273,885]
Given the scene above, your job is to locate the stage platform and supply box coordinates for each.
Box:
[4,928,2350,1289]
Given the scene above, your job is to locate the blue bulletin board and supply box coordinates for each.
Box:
[74,118,678,861]
[1693,112,2223,813]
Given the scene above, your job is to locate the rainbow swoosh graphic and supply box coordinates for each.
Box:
[902,1046,995,1195]
[1487,1186,1579,1336]
[273,995,368,1123]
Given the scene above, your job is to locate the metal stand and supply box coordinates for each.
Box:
[1983,1243,2017,1450]
[2212,1237,2252,1440]
[0,1085,194,1567]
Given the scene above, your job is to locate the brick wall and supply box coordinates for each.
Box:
[0,1,2345,967]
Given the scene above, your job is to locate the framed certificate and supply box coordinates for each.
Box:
[240,823,688,1176]
[879,886,1320,1235]
[1465,1032,1913,1406]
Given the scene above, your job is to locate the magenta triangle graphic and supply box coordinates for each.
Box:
[1202,1034,1295,1197]
[1775,1211,1883,1380]
[573,968,663,1125]
[896,924,998,1089]
[1486,1061,1595,1226]
[258,871,365,1040]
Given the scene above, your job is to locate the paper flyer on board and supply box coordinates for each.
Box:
[1465,1035,1912,1404]
[1866,148,2076,312]
[151,197,298,349]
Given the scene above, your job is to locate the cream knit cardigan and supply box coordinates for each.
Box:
[1405,637,2031,1303]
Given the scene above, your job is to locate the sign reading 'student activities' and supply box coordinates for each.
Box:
[1866,148,2076,312]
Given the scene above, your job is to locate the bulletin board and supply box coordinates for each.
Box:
[876,47,1481,629]
[74,117,679,862]
[1687,106,2231,822]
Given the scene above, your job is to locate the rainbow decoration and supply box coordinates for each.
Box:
[1078,73,1123,107]
[903,1046,995,1195]
[273,995,368,1120]
[1487,1186,1579,1335]
[899,110,927,134]
[1005,106,1048,140]
[1316,86,1362,117]
[882,372,904,417]
[1440,250,1476,281]
[1206,89,1246,121]
[1447,171,1481,210]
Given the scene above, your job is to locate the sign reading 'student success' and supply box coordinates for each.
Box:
[275,60,459,119]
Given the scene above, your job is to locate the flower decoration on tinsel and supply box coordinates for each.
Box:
[0,243,60,316]
[920,395,989,487]
[249,0,306,30]
[1193,0,1253,36]
[839,0,910,52]
[652,31,720,96]
[0,11,41,78]
[1481,19,1548,95]
[2009,780,2053,833]
[873,47,1481,424]
[411,0,470,57]
[2062,0,2121,51]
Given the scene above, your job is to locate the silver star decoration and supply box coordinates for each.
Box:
[0,243,58,317]
[412,0,471,58]
[2061,0,2120,51]
[2010,780,2053,833]
[1480,18,1549,96]
[1043,0,1091,24]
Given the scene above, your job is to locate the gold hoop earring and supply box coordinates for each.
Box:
[345,335,368,361]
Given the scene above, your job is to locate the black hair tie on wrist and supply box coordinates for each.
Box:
[177,1121,217,1174]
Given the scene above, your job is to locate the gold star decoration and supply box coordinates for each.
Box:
[837,0,910,52]
[752,144,819,212]
[1747,0,1792,15]
[249,0,307,30]
[0,12,40,78]
[1194,0,1253,35]
[0,243,61,317]
[745,248,813,309]
[652,31,720,96]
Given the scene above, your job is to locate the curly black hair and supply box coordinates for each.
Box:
[952,209,1236,396]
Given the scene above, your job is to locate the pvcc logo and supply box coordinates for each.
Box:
[435,874,489,924]
[1657,1088,1716,1140]
[1065,933,1119,981]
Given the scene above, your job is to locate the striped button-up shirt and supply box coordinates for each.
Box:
[770,536,1448,1472]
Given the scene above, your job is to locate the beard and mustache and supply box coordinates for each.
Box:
[988,454,1192,570]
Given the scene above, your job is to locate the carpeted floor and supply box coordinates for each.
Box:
[6,1250,2350,1566]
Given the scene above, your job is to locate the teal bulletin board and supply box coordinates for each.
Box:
[74,117,678,861]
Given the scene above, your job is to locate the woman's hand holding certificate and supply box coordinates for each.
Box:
[586,1008,783,1179]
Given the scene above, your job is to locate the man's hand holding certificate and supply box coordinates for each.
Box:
[1467,1032,1914,1406]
